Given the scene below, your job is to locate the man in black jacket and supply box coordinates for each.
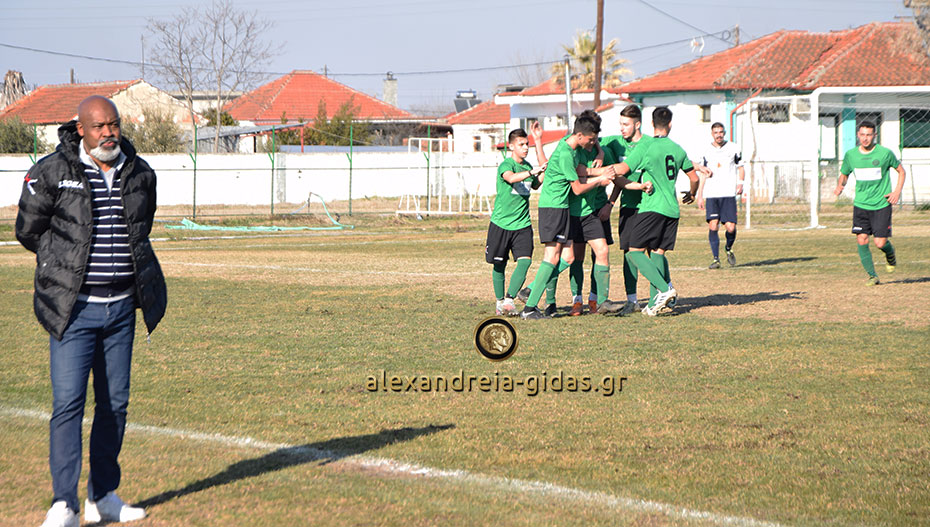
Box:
[16,96,167,527]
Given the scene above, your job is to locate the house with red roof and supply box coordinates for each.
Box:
[225,70,415,126]
[616,21,930,167]
[495,78,624,137]
[444,99,510,153]
[0,79,198,149]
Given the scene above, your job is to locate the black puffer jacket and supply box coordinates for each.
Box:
[15,121,167,340]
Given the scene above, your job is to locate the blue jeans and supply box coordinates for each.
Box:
[49,297,136,512]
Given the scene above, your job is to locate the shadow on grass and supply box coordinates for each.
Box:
[889,276,930,284]
[135,423,455,510]
[737,256,817,268]
[673,291,805,314]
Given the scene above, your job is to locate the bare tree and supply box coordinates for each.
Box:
[904,0,930,55]
[146,12,202,149]
[145,0,280,152]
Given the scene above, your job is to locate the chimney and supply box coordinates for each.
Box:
[383,72,398,107]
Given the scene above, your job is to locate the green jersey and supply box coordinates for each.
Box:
[623,136,694,219]
[568,145,607,217]
[490,157,537,230]
[840,145,900,210]
[601,134,653,209]
[538,138,579,209]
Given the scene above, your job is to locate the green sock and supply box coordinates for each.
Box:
[546,273,558,304]
[525,261,555,309]
[588,249,598,297]
[506,258,532,298]
[858,243,876,277]
[627,251,669,293]
[879,241,896,265]
[492,263,506,300]
[570,260,585,297]
[652,252,670,285]
[593,264,610,304]
[623,252,637,296]
[546,258,572,304]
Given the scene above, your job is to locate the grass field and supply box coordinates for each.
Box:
[1,206,929,526]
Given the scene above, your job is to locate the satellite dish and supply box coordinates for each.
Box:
[690,36,705,54]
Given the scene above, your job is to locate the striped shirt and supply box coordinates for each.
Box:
[78,142,134,302]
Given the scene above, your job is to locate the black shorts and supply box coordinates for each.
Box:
[486,223,534,264]
[629,211,679,252]
[852,205,892,238]
[705,196,738,224]
[538,208,571,244]
[617,207,638,251]
[569,214,613,244]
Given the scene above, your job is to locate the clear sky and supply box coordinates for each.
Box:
[0,0,915,116]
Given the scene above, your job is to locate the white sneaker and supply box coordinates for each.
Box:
[85,492,146,523]
[41,501,78,527]
[652,287,678,312]
[500,297,517,316]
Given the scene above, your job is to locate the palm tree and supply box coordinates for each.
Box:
[550,31,632,89]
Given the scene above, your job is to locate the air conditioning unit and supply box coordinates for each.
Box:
[792,98,811,119]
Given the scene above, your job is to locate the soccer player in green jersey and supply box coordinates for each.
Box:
[486,122,548,314]
[601,104,653,314]
[563,111,626,316]
[834,121,907,286]
[520,115,651,320]
[607,106,699,316]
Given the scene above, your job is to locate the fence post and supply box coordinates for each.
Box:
[348,123,353,216]
[190,125,198,219]
[268,126,276,216]
[424,124,432,212]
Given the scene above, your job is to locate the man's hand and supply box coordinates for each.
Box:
[834,184,845,197]
[530,167,544,177]
[597,203,613,222]
[530,121,543,140]
[736,183,743,195]
[699,198,706,210]
[592,158,603,168]
[886,190,902,205]
[681,190,695,205]
[641,181,654,194]
[697,165,713,178]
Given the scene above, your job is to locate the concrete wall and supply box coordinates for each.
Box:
[1,151,504,208]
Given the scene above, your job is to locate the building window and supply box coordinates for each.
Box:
[473,136,482,152]
[700,105,711,123]
[902,109,930,148]
[755,102,790,123]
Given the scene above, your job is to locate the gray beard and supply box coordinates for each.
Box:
[91,143,121,162]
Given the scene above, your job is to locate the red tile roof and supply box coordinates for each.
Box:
[496,129,567,150]
[0,80,140,124]
[225,70,413,123]
[519,77,598,97]
[446,99,510,125]
[620,22,930,94]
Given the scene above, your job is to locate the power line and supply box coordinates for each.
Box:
[0,28,733,80]
[633,0,734,45]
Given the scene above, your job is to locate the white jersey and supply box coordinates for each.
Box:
[700,141,744,198]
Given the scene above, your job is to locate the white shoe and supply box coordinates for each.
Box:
[652,287,678,312]
[85,492,146,523]
[40,501,78,527]
[500,297,517,316]
[641,303,660,317]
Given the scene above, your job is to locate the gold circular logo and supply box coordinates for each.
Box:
[474,317,518,361]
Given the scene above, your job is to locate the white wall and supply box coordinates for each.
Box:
[0,151,505,208]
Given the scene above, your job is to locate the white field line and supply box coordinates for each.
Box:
[1,405,785,527]
[160,261,482,277]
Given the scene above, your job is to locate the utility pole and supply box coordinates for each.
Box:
[593,0,604,108]
[733,24,740,46]
[564,56,573,132]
